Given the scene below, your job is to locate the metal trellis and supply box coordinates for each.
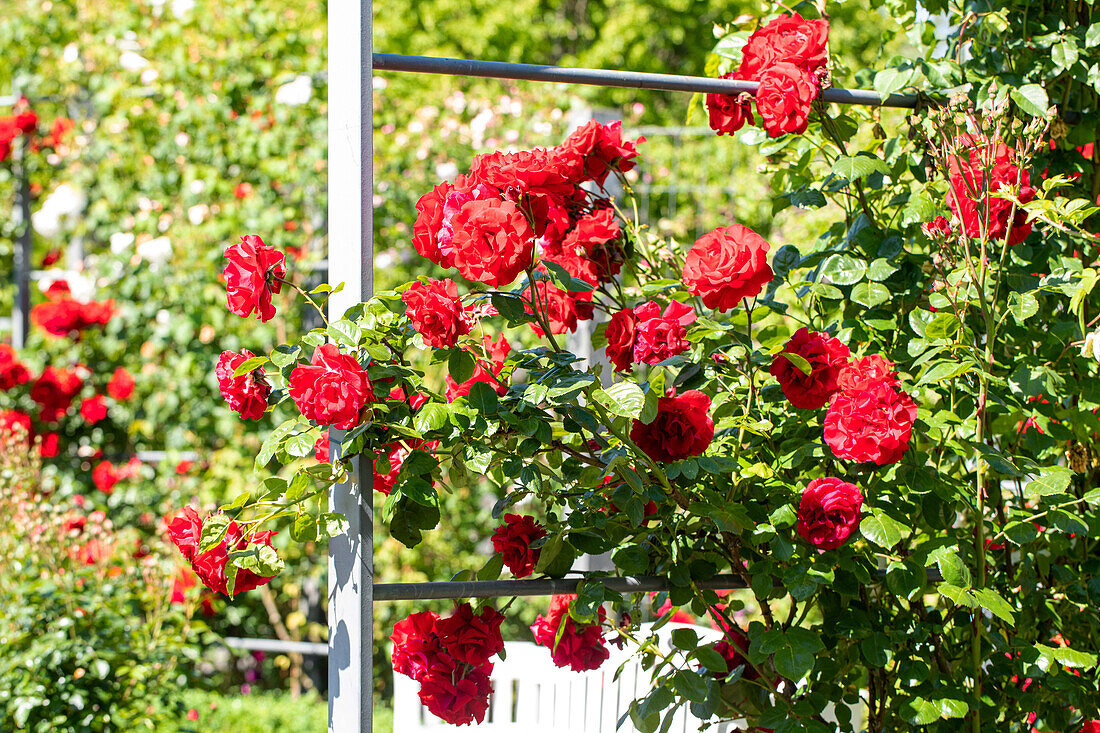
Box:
[328,4,926,729]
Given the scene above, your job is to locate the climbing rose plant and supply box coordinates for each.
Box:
[179,8,1100,732]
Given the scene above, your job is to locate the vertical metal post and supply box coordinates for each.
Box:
[13,134,32,349]
[328,1,373,731]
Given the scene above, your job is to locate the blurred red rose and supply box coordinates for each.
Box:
[107,367,136,401]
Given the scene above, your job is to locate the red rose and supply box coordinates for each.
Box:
[80,395,108,424]
[171,567,197,604]
[412,181,457,268]
[446,334,510,402]
[824,381,917,465]
[707,71,755,135]
[166,507,277,596]
[434,603,505,666]
[449,198,534,287]
[559,120,644,185]
[739,13,830,79]
[289,343,374,429]
[93,460,120,494]
[525,278,594,337]
[470,148,580,198]
[769,328,850,409]
[557,208,624,282]
[948,160,1035,246]
[391,611,447,681]
[234,182,252,199]
[1081,721,1100,733]
[921,215,953,242]
[176,460,194,475]
[30,300,85,338]
[0,344,30,390]
[708,629,758,680]
[604,308,637,372]
[38,432,59,457]
[314,433,330,463]
[215,349,272,421]
[491,514,548,578]
[31,366,83,422]
[401,278,472,348]
[756,62,818,137]
[107,367,135,401]
[417,659,494,726]
[48,117,74,148]
[223,234,286,321]
[683,225,773,311]
[630,389,714,463]
[632,300,696,365]
[373,442,408,495]
[836,354,899,393]
[530,595,609,672]
[797,477,863,549]
[0,410,32,442]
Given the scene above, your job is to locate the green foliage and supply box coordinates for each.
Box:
[155,690,329,733]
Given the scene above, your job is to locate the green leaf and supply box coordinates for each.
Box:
[414,402,449,433]
[820,254,867,285]
[255,418,299,471]
[285,431,315,458]
[832,154,890,182]
[924,312,960,340]
[672,670,709,704]
[477,553,504,581]
[772,640,815,682]
[1025,466,1074,499]
[902,698,940,725]
[1010,84,1050,118]
[232,355,268,377]
[928,546,971,587]
[973,587,1016,626]
[938,583,976,608]
[467,381,500,414]
[198,514,231,555]
[593,381,646,419]
[1009,291,1039,324]
[448,350,476,383]
[542,261,594,293]
[777,351,812,376]
[859,509,908,549]
[918,360,973,385]
[327,319,361,347]
[851,281,890,308]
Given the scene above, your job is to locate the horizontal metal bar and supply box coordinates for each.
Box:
[373,54,919,109]
[375,565,943,601]
[375,574,746,601]
[223,637,329,656]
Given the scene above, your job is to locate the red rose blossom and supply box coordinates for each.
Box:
[739,13,830,80]
[449,198,535,287]
[604,308,638,372]
[632,300,696,365]
[630,389,714,463]
[38,432,60,457]
[530,595,609,672]
[948,159,1035,246]
[797,477,863,549]
[708,629,759,680]
[491,514,548,578]
[289,343,374,429]
[836,354,899,393]
[558,208,625,282]
[390,610,444,680]
[314,433,330,463]
[31,366,83,422]
[434,603,505,667]
[417,659,494,726]
[769,328,850,409]
[683,224,773,311]
[559,120,644,185]
[524,278,594,337]
[107,367,136,400]
[469,147,580,198]
[223,234,286,321]
[756,62,818,137]
[707,71,755,135]
[215,349,272,421]
[0,344,30,390]
[0,410,32,442]
[93,460,120,494]
[824,381,917,465]
[165,507,277,596]
[401,278,472,348]
[80,395,108,424]
[921,215,953,242]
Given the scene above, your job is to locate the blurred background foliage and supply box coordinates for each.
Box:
[0,0,908,727]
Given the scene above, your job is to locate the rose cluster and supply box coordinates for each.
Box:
[165,506,277,596]
[530,594,610,672]
[490,513,547,578]
[412,120,643,337]
[0,97,73,162]
[945,134,1035,246]
[390,603,504,726]
[30,280,114,339]
[770,330,917,466]
[707,13,829,138]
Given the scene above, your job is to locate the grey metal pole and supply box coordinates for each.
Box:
[13,134,32,348]
[372,54,921,109]
[327,1,373,731]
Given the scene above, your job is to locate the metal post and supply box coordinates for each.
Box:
[327,1,373,731]
[13,134,32,348]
